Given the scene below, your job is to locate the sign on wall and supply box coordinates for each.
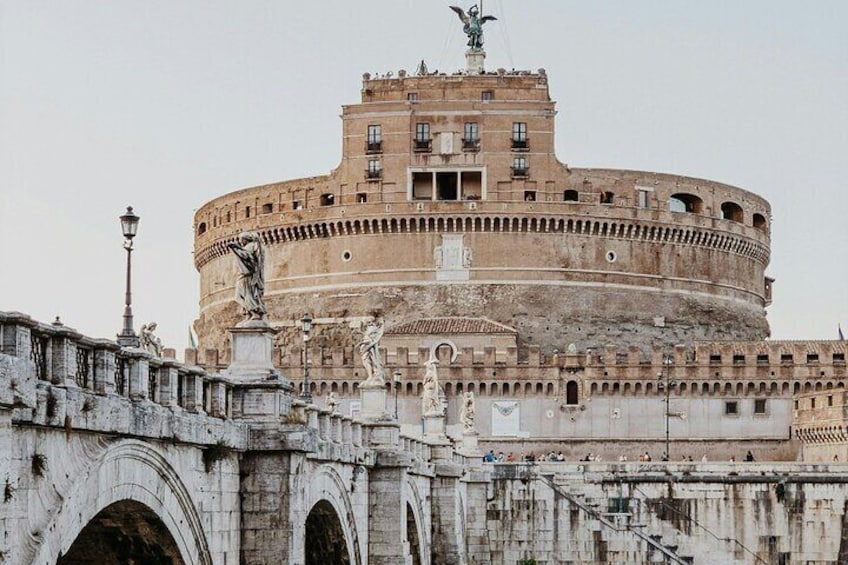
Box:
[491,401,520,436]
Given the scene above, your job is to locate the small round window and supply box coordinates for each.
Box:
[342,250,352,262]
[606,250,617,263]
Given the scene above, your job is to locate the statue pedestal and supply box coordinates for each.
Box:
[423,412,446,438]
[228,320,277,380]
[359,380,390,422]
[459,430,481,457]
[224,320,293,422]
[466,49,485,75]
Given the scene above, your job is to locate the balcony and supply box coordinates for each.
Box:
[462,138,480,152]
[511,138,529,151]
[365,169,382,181]
[511,167,529,179]
[413,139,432,153]
[366,141,382,154]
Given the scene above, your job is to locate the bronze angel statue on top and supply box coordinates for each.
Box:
[450,4,497,51]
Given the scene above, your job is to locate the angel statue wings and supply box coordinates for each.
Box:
[450,4,497,51]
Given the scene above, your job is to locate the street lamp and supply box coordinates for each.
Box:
[117,206,140,348]
[300,313,313,403]
[657,353,675,461]
[392,369,402,419]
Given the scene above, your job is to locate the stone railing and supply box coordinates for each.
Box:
[0,311,246,448]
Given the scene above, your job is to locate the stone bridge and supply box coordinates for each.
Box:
[3,311,848,565]
[0,312,489,565]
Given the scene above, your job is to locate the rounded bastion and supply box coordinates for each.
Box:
[193,70,772,353]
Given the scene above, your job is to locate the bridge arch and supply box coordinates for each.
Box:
[33,439,211,565]
[302,464,361,565]
[404,476,431,565]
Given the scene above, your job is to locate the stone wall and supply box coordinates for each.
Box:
[487,462,848,564]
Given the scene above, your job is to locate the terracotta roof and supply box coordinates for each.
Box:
[386,317,516,335]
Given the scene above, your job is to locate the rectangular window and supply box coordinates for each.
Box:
[367,125,382,152]
[754,399,767,414]
[367,159,382,179]
[709,354,722,364]
[780,354,793,364]
[407,92,418,102]
[733,354,745,365]
[292,200,302,210]
[608,498,630,514]
[463,122,479,151]
[512,122,527,141]
[828,395,834,407]
[245,206,251,218]
[356,192,367,203]
[261,203,273,214]
[756,354,769,364]
[637,190,649,208]
[811,398,816,409]
[725,401,738,415]
[835,353,846,363]
[481,90,494,101]
[806,353,819,364]
[512,157,528,177]
[414,123,431,151]
[319,193,335,206]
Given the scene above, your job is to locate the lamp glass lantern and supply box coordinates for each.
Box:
[301,313,313,336]
[120,206,140,240]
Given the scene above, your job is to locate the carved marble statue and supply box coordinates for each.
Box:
[449,4,497,51]
[227,232,267,321]
[358,319,385,385]
[326,391,338,414]
[422,355,444,416]
[139,322,163,357]
[460,391,476,432]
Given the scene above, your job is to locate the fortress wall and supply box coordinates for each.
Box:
[486,463,848,564]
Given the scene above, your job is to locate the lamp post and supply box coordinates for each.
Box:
[657,353,675,461]
[300,313,313,403]
[117,206,140,348]
[392,369,402,419]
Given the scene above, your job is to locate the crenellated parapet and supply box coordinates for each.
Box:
[184,338,847,407]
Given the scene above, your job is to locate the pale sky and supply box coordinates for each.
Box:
[1,1,846,355]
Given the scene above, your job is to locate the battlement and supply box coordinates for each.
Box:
[184,338,847,403]
[356,68,551,104]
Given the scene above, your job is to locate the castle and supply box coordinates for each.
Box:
[190,30,841,463]
[1,8,847,565]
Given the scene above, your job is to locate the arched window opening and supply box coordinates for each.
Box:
[600,191,615,205]
[669,193,703,214]
[753,213,768,232]
[563,189,579,202]
[721,201,743,223]
[197,222,207,235]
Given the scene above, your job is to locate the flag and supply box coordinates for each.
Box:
[188,325,198,349]
[840,324,845,341]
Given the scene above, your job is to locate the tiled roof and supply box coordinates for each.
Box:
[386,317,516,335]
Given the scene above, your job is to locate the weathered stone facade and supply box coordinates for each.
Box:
[193,70,772,354]
[3,312,848,564]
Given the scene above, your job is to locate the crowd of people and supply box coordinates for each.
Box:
[482,449,758,463]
